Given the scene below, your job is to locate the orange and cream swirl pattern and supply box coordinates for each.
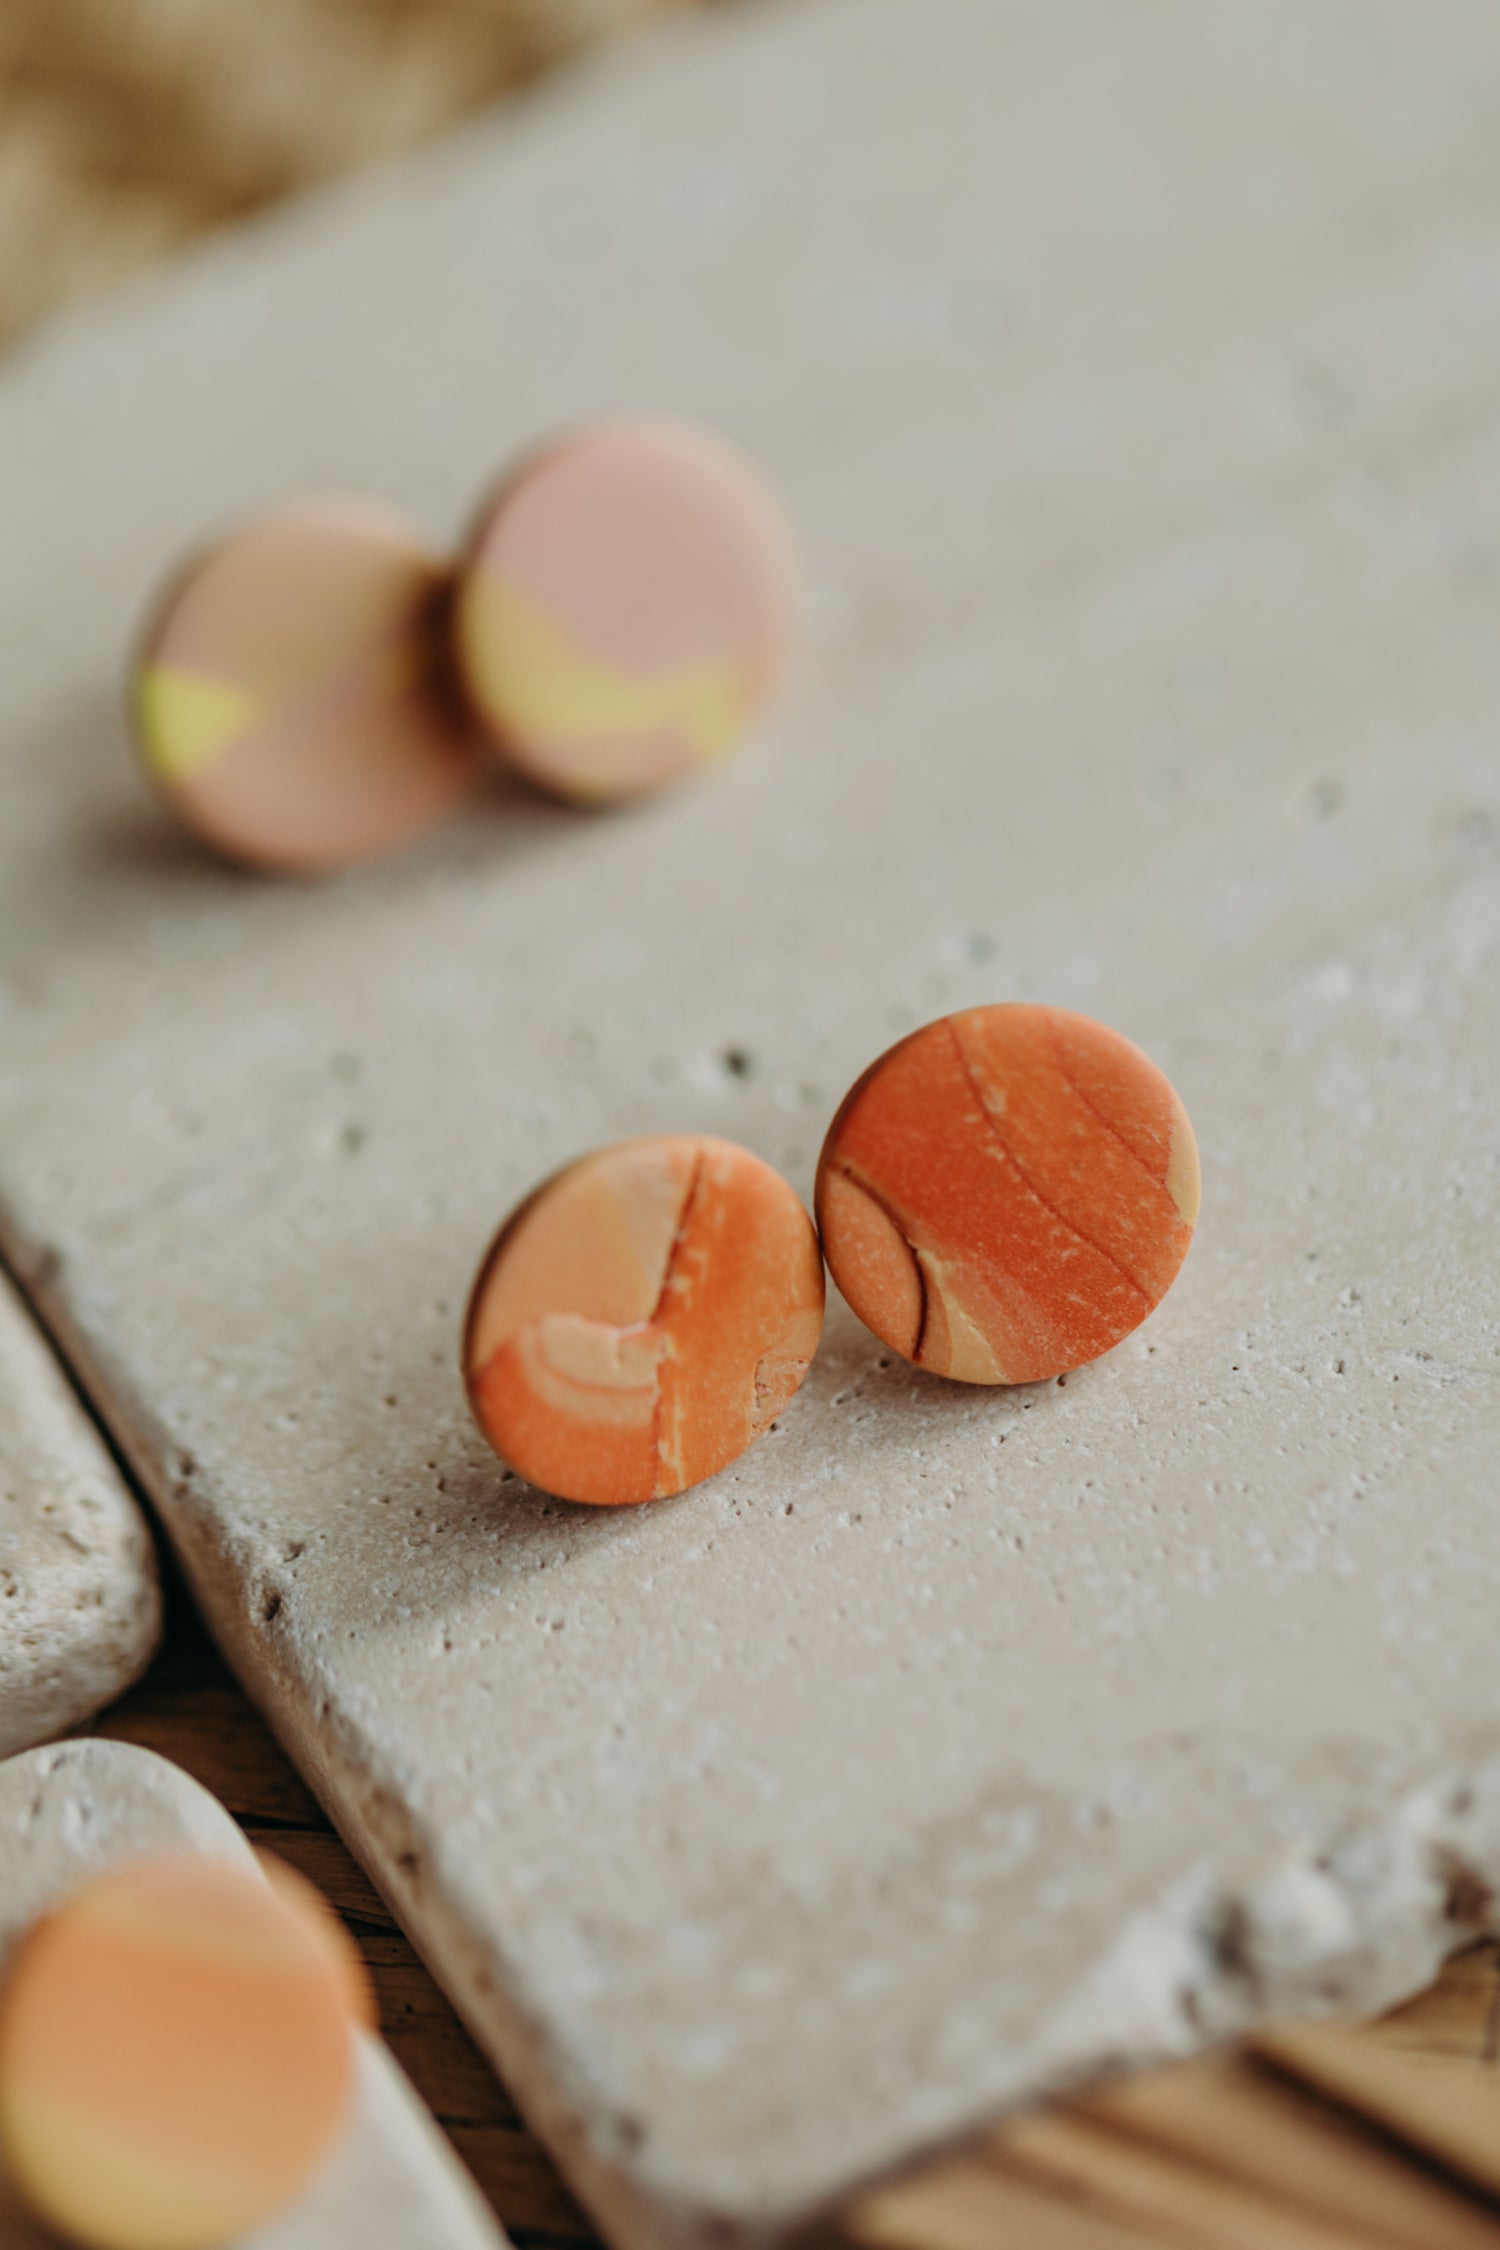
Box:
[464,1135,825,1506]
[817,1006,1200,1386]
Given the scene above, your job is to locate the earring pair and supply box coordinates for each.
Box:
[131,417,798,874]
[463,1003,1202,1507]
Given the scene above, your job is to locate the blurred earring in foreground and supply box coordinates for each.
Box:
[0,1849,369,2250]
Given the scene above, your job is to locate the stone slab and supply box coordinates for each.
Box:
[0,0,1499,2243]
[0,1739,505,2248]
[0,1267,160,1755]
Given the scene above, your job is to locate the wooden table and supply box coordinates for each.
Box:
[97,1570,1500,2250]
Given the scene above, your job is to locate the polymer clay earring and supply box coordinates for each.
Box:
[0,1851,368,2250]
[463,1135,825,1506]
[816,1005,1200,1385]
[132,499,480,873]
[453,418,799,805]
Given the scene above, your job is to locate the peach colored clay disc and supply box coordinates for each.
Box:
[464,1134,825,1506]
[0,1852,357,2250]
[816,1006,1201,1386]
[132,499,479,873]
[454,419,798,802]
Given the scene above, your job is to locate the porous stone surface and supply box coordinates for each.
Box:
[0,1740,505,2248]
[0,1269,160,1755]
[0,1,1499,2244]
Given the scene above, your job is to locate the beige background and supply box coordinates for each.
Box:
[1,0,1498,2243]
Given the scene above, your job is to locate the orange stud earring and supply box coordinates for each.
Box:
[453,417,799,806]
[463,1135,825,1506]
[0,1851,365,2250]
[815,1005,1200,1385]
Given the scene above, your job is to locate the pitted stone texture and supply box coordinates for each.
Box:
[0,1270,160,1756]
[0,1741,505,2250]
[1,1,1499,2245]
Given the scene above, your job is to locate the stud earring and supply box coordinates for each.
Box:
[131,498,481,874]
[815,1005,1200,1385]
[0,1851,368,2249]
[453,417,799,806]
[463,1134,825,1507]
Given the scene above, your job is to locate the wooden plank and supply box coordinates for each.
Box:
[1077,2050,1500,2250]
[989,2110,1387,2250]
[1255,2013,1500,2206]
[94,1608,326,1829]
[845,2156,1169,2250]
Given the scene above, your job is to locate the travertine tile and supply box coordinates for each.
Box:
[0,1269,160,1754]
[0,1740,505,2248]
[1,1,1499,2243]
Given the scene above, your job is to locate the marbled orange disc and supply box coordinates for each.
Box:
[464,1135,825,1505]
[132,499,480,873]
[816,1006,1200,1385]
[0,1852,357,2250]
[454,419,798,803]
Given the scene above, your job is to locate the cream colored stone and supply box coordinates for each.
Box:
[0,1269,160,1754]
[0,1740,505,2248]
[1,1,1500,2243]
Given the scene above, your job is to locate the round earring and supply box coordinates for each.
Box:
[0,1851,366,2250]
[452,417,799,806]
[463,1135,825,1507]
[131,498,481,874]
[815,1005,1200,1385]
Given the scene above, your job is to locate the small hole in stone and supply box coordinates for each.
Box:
[721,1047,754,1079]
[262,1592,283,1624]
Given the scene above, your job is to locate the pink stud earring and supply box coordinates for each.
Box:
[452,416,800,806]
[131,498,481,875]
